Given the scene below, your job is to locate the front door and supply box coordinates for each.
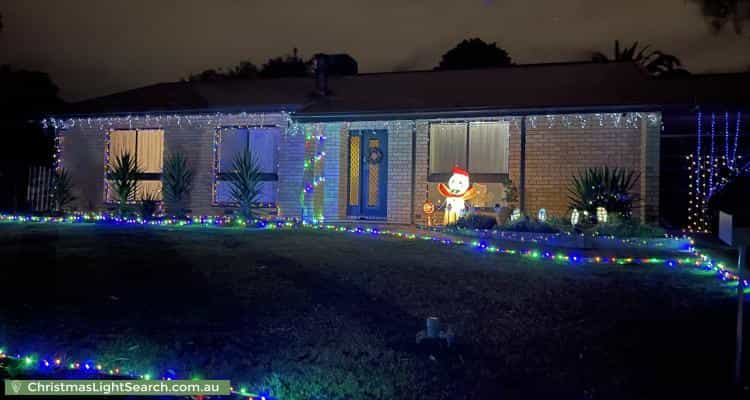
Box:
[347,130,388,218]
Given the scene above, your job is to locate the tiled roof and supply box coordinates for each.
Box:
[62,61,750,118]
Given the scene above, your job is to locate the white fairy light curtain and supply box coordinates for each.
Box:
[687,111,747,233]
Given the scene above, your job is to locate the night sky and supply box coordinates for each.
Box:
[2,0,749,101]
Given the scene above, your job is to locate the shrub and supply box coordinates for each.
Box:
[162,152,193,218]
[503,217,560,233]
[139,192,160,220]
[227,149,263,220]
[593,215,666,238]
[50,168,75,212]
[108,152,142,216]
[451,214,497,230]
[568,166,639,217]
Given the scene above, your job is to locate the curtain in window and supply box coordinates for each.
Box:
[108,130,137,168]
[137,181,163,200]
[429,123,467,173]
[248,128,278,174]
[218,129,247,173]
[215,128,279,204]
[137,130,164,173]
[469,121,509,174]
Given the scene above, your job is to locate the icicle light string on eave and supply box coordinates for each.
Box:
[0,213,744,287]
[43,112,660,133]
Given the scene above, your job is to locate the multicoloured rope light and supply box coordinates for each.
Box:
[0,213,744,287]
[0,213,746,399]
[0,348,273,400]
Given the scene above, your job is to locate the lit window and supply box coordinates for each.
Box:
[428,121,509,181]
[107,129,164,201]
[214,127,279,205]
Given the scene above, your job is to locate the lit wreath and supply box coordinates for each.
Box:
[367,147,383,164]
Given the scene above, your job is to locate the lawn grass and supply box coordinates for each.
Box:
[0,222,745,399]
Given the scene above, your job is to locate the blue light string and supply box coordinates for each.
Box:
[695,111,702,199]
[732,111,741,169]
[724,111,730,161]
[709,113,716,196]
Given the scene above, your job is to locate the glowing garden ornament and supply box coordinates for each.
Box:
[596,206,608,224]
[422,200,435,226]
[510,208,521,222]
[537,208,547,222]
[437,165,476,224]
[571,209,580,226]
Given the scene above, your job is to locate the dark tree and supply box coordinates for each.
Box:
[186,49,314,81]
[692,0,750,33]
[436,38,512,70]
[258,48,311,78]
[592,40,690,77]
[0,65,63,211]
[187,60,258,82]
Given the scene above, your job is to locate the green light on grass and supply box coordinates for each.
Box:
[142,374,151,380]
[23,356,34,366]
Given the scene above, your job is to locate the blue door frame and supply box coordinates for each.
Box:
[347,130,388,218]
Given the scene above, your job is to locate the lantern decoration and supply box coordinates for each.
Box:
[596,206,608,224]
[423,200,435,226]
[537,208,547,222]
[510,208,521,222]
[571,209,580,226]
[437,165,477,225]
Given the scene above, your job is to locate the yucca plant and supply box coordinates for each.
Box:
[139,191,160,220]
[162,152,193,218]
[50,168,76,212]
[227,149,263,220]
[568,166,640,218]
[108,152,142,216]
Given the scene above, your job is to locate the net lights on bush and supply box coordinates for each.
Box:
[0,348,273,400]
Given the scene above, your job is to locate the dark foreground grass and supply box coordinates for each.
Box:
[0,223,745,399]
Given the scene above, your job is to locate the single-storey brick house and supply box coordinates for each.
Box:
[52,61,675,224]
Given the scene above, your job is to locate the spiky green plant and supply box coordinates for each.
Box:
[567,166,640,217]
[139,191,160,220]
[50,168,75,212]
[162,152,193,218]
[227,149,263,220]
[108,152,142,216]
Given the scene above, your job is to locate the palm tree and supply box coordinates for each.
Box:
[592,40,689,78]
[692,0,750,33]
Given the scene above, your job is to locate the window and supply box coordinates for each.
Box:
[107,129,164,201]
[428,121,509,181]
[214,127,279,205]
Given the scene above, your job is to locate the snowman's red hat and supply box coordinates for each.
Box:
[452,165,469,177]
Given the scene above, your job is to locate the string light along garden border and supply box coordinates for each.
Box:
[0,349,272,400]
[0,213,744,283]
[1,211,747,400]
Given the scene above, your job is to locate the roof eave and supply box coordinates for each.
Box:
[293,104,663,123]
[46,104,305,120]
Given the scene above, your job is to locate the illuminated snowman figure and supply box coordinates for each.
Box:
[437,165,477,225]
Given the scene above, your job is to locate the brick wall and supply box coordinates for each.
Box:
[297,120,415,224]
[506,113,660,221]
[60,112,660,224]
[413,113,661,224]
[60,113,288,216]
